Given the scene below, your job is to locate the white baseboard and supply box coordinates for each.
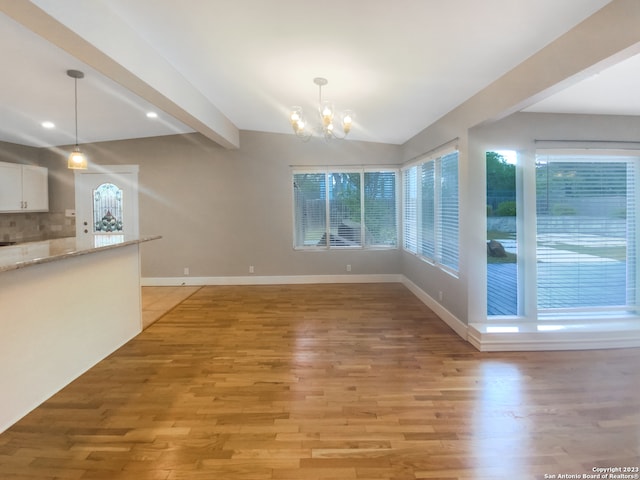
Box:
[141,274,404,287]
[400,277,468,341]
[142,274,468,342]
[141,275,640,351]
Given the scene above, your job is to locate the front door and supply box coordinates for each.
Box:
[74,165,139,241]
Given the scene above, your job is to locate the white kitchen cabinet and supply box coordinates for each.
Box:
[0,162,48,212]
[0,162,22,211]
[20,165,49,211]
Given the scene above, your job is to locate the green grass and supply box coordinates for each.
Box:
[487,230,515,241]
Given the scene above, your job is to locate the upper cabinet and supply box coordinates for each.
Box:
[0,162,49,212]
[21,165,49,211]
[0,162,21,211]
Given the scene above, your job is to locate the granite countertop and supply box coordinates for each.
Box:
[0,235,161,273]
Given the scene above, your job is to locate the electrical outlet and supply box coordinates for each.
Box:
[249,265,255,274]
[183,267,189,276]
[438,291,443,301]
[346,264,352,272]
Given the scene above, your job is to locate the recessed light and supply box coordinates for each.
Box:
[146,111,158,119]
[41,121,55,129]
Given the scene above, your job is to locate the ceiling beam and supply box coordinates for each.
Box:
[0,0,239,149]
[404,0,640,155]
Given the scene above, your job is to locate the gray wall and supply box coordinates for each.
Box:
[4,113,640,328]
[39,130,403,279]
[0,142,39,165]
[3,1,638,327]
[396,0,640,326]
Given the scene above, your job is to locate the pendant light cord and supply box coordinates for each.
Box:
[67,69,84,147]
[74,77,79,147]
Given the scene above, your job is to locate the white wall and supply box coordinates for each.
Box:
[0,244,142,432]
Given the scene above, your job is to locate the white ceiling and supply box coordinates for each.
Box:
[524,51,640,116]
[0,0,636,149]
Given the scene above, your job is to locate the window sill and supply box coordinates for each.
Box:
[468,319,640,351]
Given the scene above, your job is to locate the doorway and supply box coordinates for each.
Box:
[74,165,139,241]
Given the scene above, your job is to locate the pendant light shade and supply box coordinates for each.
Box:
[68,146,87,169]
[67,69,88,170]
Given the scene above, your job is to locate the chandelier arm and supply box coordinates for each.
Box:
[329,128,348,140]
[296,128,312,141]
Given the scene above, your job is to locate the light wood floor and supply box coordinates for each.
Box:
[141,286,201,329]
[1,283,638,479]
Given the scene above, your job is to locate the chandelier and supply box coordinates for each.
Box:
[289,77,354,141]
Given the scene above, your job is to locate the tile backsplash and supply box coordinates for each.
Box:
[0,212,75,243]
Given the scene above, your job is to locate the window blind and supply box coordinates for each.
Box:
[402,150,459,273]
[328,172,361,246]
[403,166,418,253]
[535,154,637,311]
[364,171,398,247]
[294,169,398,250]
[420,161,435,258]
[293,173,326,247]
[439,152,460,271]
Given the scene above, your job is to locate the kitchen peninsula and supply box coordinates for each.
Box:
[0,235,159,432]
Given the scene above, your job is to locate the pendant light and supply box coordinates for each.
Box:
[67,69,88,170]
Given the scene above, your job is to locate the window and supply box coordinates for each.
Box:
[486,151,518,316]
[293,169,398,249]
[535,152,637,313]
[403,149,459,273]
[93,183,123,233]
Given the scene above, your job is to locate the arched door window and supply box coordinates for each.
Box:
[93,183,123,233]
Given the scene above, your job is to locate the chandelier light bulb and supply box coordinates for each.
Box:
[342,110,354,134]
[320,101,334,127]
[288,106,305,134]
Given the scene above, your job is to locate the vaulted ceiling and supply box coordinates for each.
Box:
[0,0,636,150]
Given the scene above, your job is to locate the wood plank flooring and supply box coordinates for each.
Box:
[141,286,201,329]
[1,283,639,479]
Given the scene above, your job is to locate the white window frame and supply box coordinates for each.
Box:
[402,148,459,275]
[292,167,399,251]
[533,149,640,318]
